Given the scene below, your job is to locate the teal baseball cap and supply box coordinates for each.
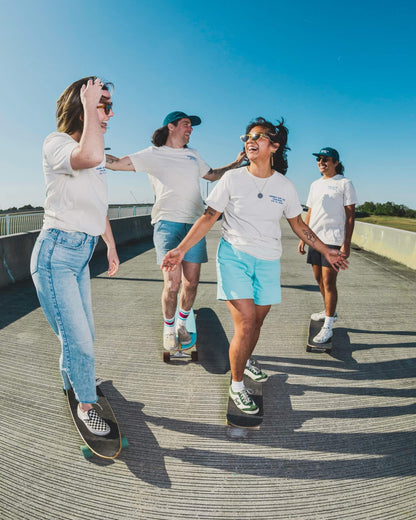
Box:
[312,147,340,161]
[163,111,201,127]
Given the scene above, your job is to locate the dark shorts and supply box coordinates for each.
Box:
[307,244,341,268]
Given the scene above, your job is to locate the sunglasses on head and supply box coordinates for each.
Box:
[97,102,113,115]
[316,156,330,163]
[240,133,271,143]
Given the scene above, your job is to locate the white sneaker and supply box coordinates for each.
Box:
[313,326,333,344]
[311,310,337,322]
[163,329,178,351]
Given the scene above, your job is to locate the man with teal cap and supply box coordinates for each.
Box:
[106,111,244,351]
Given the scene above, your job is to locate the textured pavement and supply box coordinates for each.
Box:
[1,221,416,519]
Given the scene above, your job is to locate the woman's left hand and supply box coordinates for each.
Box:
[107,248,120,277]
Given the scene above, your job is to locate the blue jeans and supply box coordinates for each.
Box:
[30,229,98,403]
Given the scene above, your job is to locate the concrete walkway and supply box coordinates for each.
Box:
[1,221,415,520]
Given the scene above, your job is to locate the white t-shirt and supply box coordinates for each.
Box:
[306,174,358,246]
[42,132,108,236]
[129,145,211,224]
[206,166,302,260]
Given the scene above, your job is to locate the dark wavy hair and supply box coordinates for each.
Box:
[245,117,290,175]
[56,76,113,135]
[335,161,345,175]
[152,119,180,147]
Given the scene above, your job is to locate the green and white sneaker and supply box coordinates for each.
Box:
[229,387,259,415]
[244,364,268,382]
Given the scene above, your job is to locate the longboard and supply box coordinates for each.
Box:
[163,307,198,362]
[306,319,332,353]
[226,374,264,429]
[65,382,127,459]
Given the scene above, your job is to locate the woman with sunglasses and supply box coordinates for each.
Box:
[161,117,348,414]
[298,147,357,343]
[30,77,119,435]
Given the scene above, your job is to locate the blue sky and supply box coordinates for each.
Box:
[1,0,415,210]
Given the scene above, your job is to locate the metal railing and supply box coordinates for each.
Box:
[0,205,153,236]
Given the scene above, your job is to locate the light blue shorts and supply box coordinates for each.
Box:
[153,220,208,265]
[216,238,281,305]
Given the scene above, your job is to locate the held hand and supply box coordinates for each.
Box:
[325,248,349,272]
[161,248,184,271]
[80,77,104,110]
[107,248,120,277]
[298,240,306,255]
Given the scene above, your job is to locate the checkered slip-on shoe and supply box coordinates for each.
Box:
[77,406,110,436]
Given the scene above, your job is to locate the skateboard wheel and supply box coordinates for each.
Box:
[163,351,170,363]
[191,351,198,361]
[80,445,94,459]
[121,435,129,449]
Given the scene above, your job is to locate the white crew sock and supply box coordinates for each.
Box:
[231,380,245,392]
[324,316,335,329]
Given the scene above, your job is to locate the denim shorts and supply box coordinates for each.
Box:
[30,228,99,403]
[153,220,208,265]
[307,244,341,267]
[216,238,281,305]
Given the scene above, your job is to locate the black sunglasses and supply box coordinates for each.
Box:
[97,103,113,115]
[316,156,330,163]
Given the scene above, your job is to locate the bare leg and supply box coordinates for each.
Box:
[161,267,182,319]
[321,266,338,316]
[179,261,201,311]
[226,299,271,382]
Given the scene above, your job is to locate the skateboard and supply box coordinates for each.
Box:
[163,307,198,362]
[65,381,128,459]
[306,319,332,353]
[226,373,264,429]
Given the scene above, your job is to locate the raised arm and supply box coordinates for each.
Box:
[341,204,356,258]
[105,154,135,171]
[298,207,311,255]
[71,79,106,170]
[202,151,246,182]
[288,214,348,272]
[161,207,221,271]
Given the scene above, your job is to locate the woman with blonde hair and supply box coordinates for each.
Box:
[31,77,119,435]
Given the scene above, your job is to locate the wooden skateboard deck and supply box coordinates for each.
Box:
[163,307,198,362]
[226,374,264,429]
[66,383,127,459]
[306,319,332,353]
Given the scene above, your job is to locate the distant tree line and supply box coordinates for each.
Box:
[357,201,416,219]
[0,204,44,215]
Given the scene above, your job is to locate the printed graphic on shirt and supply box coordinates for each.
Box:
[269,195,286,205]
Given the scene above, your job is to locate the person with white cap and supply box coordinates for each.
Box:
[106,111,244,351]
[298,147,357,343]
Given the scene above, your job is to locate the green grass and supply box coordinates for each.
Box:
[356,215,416,232]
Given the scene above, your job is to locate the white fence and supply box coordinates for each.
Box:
[0,205,153,236]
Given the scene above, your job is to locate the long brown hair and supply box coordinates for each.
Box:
[56,76,113,135]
